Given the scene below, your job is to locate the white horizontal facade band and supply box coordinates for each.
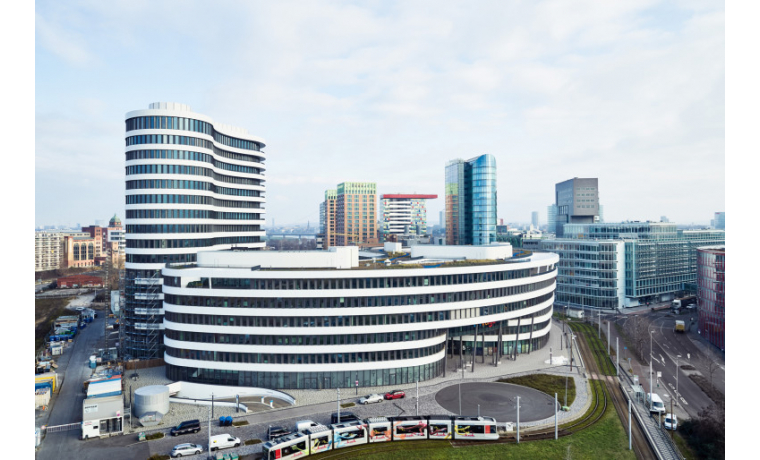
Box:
[126,161,266,182]
[124,115,266,144]
[164,333,446,354]
[126,232,266,241]
[162,269,556,298]
[162,297,553,336]
[126,145,266,167]
[163,278,556,308]
[126,173,265,192]
[162,285,554,317]
[164,348,445,373]
[124,204,265,213]
[125,219,265,227]
[164,256,557,280]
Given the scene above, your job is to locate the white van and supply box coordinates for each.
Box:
[295,420,319,432]
[209,434,241,451]
[647,393,665,414]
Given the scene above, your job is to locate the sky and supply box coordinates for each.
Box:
[34,0,725,228]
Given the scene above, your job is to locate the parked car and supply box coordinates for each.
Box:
[170,419,201,436]
[294,420,319,432]
[384,390,406,400]
[209,434,241,451]
[170,443,203,457]
[267,426,291,440]
[331,412,360,424]
[359,393,384,405]
[664,413,678,430]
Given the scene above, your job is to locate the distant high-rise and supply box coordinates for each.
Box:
[124,102,266,359]
[531,211,539,228]
[381,194,437,241]
[714,212,725,230]
[321,182,377,248]
[554,177,599,236]
[547,204,558,234]
[445,154,497,245]
[661,216,669,223]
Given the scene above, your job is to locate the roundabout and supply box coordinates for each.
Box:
[435,381,559,422]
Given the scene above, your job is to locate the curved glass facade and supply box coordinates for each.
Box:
[161,252,558,389]
[124,103,266,359]
[445,154,497,245]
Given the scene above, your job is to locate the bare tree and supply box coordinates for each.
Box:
[624,315,651,364]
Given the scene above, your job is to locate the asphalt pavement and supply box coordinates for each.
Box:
[434,382,558,421]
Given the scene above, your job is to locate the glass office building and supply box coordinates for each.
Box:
[445,154,497,245]
[561,222,725,306]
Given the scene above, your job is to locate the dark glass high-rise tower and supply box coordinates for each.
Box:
[445,154,497,245]
[123,102,266,359]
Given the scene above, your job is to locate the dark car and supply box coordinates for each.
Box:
[267,426,292,441]
[384,390,406,400]
[331,412,360,424]
[170,419,201,436]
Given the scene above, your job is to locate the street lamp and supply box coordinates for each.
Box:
[675,354,681,406]
[649,330,654,399]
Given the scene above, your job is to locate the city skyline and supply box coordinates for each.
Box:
[36,1,724,227]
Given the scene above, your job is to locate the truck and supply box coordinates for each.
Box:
[567,309,584,319]
[672,295,696,311]
[675,320,685,333]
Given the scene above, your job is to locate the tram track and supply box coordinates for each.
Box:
[571,322,656,460]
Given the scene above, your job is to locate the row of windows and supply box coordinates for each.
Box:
[126,236,261,249]
[126,164,262,186]
[164,283,553,310]
[165,266,554,291]
[165,342,445,365]
[127,253,197,264]
[126,116,262,152]
[165,310,452,327]
[126,224,261,234]
[166,360,444,389]
[126,209,261,220]
[126,149,263,173]
[127,134,214,150]
[164,294,552,328]
[126,194,262,208]
[126,180,262,197]
[72,243,95,261]
[165,329,443,346]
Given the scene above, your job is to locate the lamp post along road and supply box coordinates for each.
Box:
[628,398,632,450]
[516,396,520,444]
[675,354,681,406]
[555,393,558,440]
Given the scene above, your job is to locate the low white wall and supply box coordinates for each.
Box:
[410,244,513,260]
[175,381,297,405]
[169,397,249,412]
[197,246,357,269]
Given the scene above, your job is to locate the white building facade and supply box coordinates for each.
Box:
[124,102,266,359]
[161,246,558,389]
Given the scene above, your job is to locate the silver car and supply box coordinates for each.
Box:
[359,393,384,405]
[171,443,203,457]
[664,413,678,430]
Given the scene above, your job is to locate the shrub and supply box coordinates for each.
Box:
[145,432,164,441]
[245,439,262,446]
[232,420,249,427]
[340,402,355,408]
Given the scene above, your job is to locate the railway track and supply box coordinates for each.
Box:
[571,322,656,460]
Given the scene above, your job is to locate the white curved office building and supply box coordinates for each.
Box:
[124,102,266,359]
[161,245,558,389]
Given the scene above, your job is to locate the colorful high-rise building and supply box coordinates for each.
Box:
[381,194,437,241]
[321,182,377,248]
[697,246,725,350]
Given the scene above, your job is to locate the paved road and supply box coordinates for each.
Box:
[37,305,148,460]
[434,382,557,421]
[601,308,724,420]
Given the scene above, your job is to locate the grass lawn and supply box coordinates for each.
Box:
[497,374,576,407]
[310,406,634,459]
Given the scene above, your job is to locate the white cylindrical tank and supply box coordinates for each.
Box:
[134,385,170,417]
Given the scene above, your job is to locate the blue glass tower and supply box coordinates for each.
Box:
[445,154,497,245]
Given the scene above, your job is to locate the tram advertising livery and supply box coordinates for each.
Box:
[262,415,499,460]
